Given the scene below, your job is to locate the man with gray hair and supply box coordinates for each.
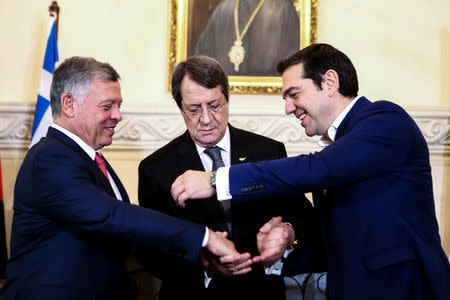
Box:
[0,56,251,300]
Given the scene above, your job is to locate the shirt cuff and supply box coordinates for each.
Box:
[204,271,212,287]
[202,227,209,247]
[265,258,284,275]
[216,166,232,201]
[264,248,295,275]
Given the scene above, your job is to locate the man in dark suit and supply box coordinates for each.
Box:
[138,56,322,299]
[0,56,249,300]
[172,44,450,299]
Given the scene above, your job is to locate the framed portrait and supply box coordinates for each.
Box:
[167,0,318,94]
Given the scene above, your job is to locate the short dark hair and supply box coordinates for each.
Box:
[50,56,120,117]
[171,55,229,108]
[276,43,358,98]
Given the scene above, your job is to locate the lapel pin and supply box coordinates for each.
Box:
[239,157,246,161]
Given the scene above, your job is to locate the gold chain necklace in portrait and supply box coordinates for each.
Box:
[228,0,265,72]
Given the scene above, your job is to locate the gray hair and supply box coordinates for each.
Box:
[50,56,120,117]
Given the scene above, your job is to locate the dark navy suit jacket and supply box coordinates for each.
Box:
[0,127,205,300]
[227,98,450,299]
[137,125,324,299]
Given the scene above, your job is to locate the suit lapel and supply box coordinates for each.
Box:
[104,158,130,203]
[321,97,372,237]
[335,96,371,141]
[47,127,92,162]
[177,131,205,172]
[46,127,119,199]
[229,125,249,166]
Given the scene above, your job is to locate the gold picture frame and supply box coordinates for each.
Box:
[167,0,318,94]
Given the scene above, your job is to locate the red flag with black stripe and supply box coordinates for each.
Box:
[0,154,7,279]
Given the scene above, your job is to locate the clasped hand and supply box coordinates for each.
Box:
[203,217,294,277]
[204,230,252,276]
[172,171,294,275]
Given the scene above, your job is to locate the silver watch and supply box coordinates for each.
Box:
[209,171,217,189]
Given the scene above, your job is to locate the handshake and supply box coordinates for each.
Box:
[203,216,295,277]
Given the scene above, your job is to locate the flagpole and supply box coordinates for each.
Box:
[49,1,59,40]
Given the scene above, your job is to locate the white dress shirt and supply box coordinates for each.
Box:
[195,127,230,287]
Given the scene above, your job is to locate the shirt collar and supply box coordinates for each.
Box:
[195,125,231,154]
[51,123,98,160]
[318,96,362,147]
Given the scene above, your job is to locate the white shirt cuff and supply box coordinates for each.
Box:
[204,271,212,287]
[265,258,284,275]
[202,227,209,247]
[216,166,232,201]
[264,248,295,275]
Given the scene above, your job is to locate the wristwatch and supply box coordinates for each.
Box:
[209,171,217,189]
[288,239,299,250]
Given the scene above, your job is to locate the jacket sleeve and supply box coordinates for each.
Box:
[136,159,203,279]
[229,104,419,200]
[28,147,205,263]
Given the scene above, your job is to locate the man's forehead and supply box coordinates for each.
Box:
[87,80,122,102]
[181,80,224,105]
[283,63,304,79]
[282,64,306,90]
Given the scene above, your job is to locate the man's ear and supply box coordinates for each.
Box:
[60,94,75,117]
[322,69,339,97]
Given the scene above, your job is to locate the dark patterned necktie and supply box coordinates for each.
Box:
[204,146,225,171]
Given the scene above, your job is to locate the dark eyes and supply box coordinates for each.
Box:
[188,108,200,114]
[289,92,300,99]
[101,102,121,110]
[209,104,220,111]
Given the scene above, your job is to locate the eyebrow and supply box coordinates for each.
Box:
[99,99,122,104]
[184,98,222,108]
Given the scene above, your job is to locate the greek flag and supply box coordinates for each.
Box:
[30,14,59,147]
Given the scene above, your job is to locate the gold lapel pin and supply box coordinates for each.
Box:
[239,157,246,161]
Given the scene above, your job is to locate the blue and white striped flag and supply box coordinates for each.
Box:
[30,14,59,147]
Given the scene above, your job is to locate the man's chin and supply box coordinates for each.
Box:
[197,138,220,148]
[98,139,113,149]
[304,130,316,137]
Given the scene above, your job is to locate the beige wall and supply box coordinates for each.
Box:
[0,0,449,256]
[0,0,449,106]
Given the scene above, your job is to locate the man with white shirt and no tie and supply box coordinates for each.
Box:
[137,56,322,299]
[172,44,450,299]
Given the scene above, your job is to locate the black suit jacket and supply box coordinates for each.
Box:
[138,125,323,299]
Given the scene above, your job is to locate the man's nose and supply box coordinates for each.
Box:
[111,105,122,122]
[199,106,212,123]
[285,99,295,115]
